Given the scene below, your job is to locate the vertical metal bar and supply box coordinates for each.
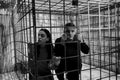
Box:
[110,7,113,80]
[49,0,52,32]
[117,5,120,80]
[74,1,80,80]
[22,9,25,79]
[87,1,92,80]
[103,11,106,70]
[32,0,37,80]
[28,3,32,79]
[1,20,4,74]
[29,16,32,43]
[48,0,53,78]
[63,0,65,29]
[108,1,111,80]
[28,0,32,43]
[8,16,12,74]
[25,0,29,43]
[32,0,36,43]
[63,0,66,77]
[24,1,28,77]
[76,4,78,32]
[92,16,95,67]
[103,28,106,69]
[98,2,102,80]
[48,0,52,44]
[114,1,118,80]
[24,2,29,74]
[23,0,27,70]
[11,9,17,70]
[23,0,28,69]
[20,18,23,61]
[75,3,82,80]
[24,1,30,78]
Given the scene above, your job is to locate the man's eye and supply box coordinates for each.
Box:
[71,30,74,32]
[66,30,70,33]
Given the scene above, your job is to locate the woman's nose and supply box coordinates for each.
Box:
[38,35,41,39]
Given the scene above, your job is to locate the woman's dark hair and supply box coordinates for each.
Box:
[40,29,52,43]
[39,29,53,59]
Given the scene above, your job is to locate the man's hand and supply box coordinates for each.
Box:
[48,56,61,70]
[77,34,84,42]
[53,56,61,66]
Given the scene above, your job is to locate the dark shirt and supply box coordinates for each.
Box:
[54,37,89,71]
[38,46,48,60]
[55,37,89,57]
[28,43,53,75]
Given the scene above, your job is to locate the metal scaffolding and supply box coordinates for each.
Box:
[0,0,120,80]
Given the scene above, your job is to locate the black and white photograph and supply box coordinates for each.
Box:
[0,0,120,80]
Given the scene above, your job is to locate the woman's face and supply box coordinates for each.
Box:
[38,30,49,43]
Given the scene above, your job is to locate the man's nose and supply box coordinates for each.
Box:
[70,32,73,35]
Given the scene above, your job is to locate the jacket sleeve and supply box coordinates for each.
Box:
[80,42,90,54]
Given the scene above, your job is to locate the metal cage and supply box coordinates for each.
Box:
[0,0,120,80]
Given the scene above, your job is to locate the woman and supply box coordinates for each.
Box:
[28,29,54,80]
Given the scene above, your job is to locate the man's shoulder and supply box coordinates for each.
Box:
[55,37,62,42]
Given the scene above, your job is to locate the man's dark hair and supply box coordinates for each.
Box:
[65,23,76,27]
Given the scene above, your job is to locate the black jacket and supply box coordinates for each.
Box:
[54,37,89,57]
[54,37,89,71]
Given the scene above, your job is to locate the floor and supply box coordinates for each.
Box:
[0,63,120,80]
[81,64,120,80]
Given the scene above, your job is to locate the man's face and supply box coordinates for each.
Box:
[64,27,77,39]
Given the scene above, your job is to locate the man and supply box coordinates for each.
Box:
[54,23,89,80]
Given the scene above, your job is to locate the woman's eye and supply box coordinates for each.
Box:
[41,34,45,38]
[38,34,45,38]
